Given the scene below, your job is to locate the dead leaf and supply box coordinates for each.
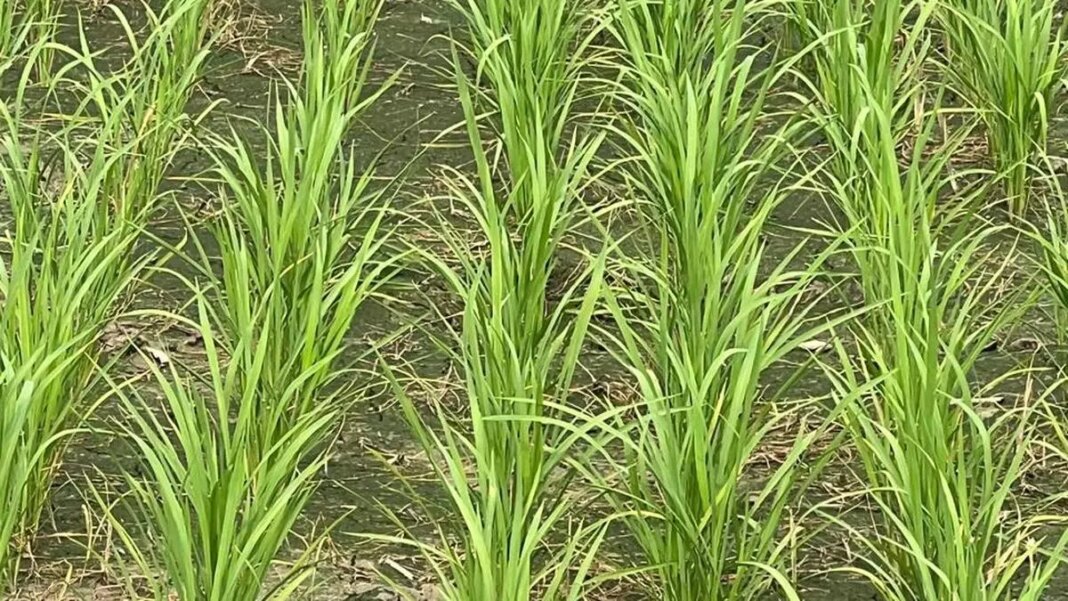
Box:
[144,345,171,366]
[799,339,832,353]
[381,556,415,581]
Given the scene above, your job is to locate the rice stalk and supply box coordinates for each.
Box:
[0,0,20,66]
[1027,164,1068,347]
[782,0,833,62]
[447,0,599,188]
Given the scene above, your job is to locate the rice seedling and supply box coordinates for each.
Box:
[815,61,1063,598]
[15,0,62,82]
[447,0,600,185]
[1027,166,1068,347]
[56,0,216,222]
[72,0,389,590]
[581,0,852,599]
[384,335,611,600]
[0,0,61,73]
[795,0,935,194]
[0,0,22,65]
[26,0,62,83]
[0,66,147,591]
[374,0,611,597]
[937,0,1067,215]
[182,0,398,454]
[98,298,336,601]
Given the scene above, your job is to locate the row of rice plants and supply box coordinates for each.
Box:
[0,0,216,586]
[0,0,395,597]
[937,0,1066,215]
[0,66,146,590]
[591,0,843,599]
[406,0,1068,599]
[95,0,397,596]
[810,28,1066,598]
[799,4,1068,595]
[381,0,611,597]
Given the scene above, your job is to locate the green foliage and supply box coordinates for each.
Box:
[938,0,1067,215]
[816,57,1060,599]
[383,0,610,597]
[185,0,398,454]
[1031,171,1068,346]
[3,0,1068,597]
[58,0,216,221]
[100,301,335,601]
[0,71,145,590]
[591,0,846,598]
[84,2,393,595]
[796,0,934,199]
[0,0,62,73]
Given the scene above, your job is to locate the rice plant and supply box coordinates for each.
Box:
[184,0,397,454]
[1028,166,1068,347]
[98,299,336,601]
[0,0,61,73]
[27,0,63,82]
[0,0,21,65]
[586,0,849,598]
[0,69,146,591]
[937,0,1067,215]
[816,62,1062,598]
[448,0,599,186]
[796,0,935,196]
[379,0,610,597]
[58,0,216,222]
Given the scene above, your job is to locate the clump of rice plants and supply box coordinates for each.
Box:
[87,3,390,587]
[59,0,216,221]
[588,0,846,598]
[797,0,934,191]
[26,0,62,82]
[0,68,146,591]
[0,1,215,584]
[380,0,610,597]
[97,299,337,601]
[815,65,1064,598]
[937,0,1067,215]
[448,0,599,185]
[0,0,26,66]
[185,0,397,453]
